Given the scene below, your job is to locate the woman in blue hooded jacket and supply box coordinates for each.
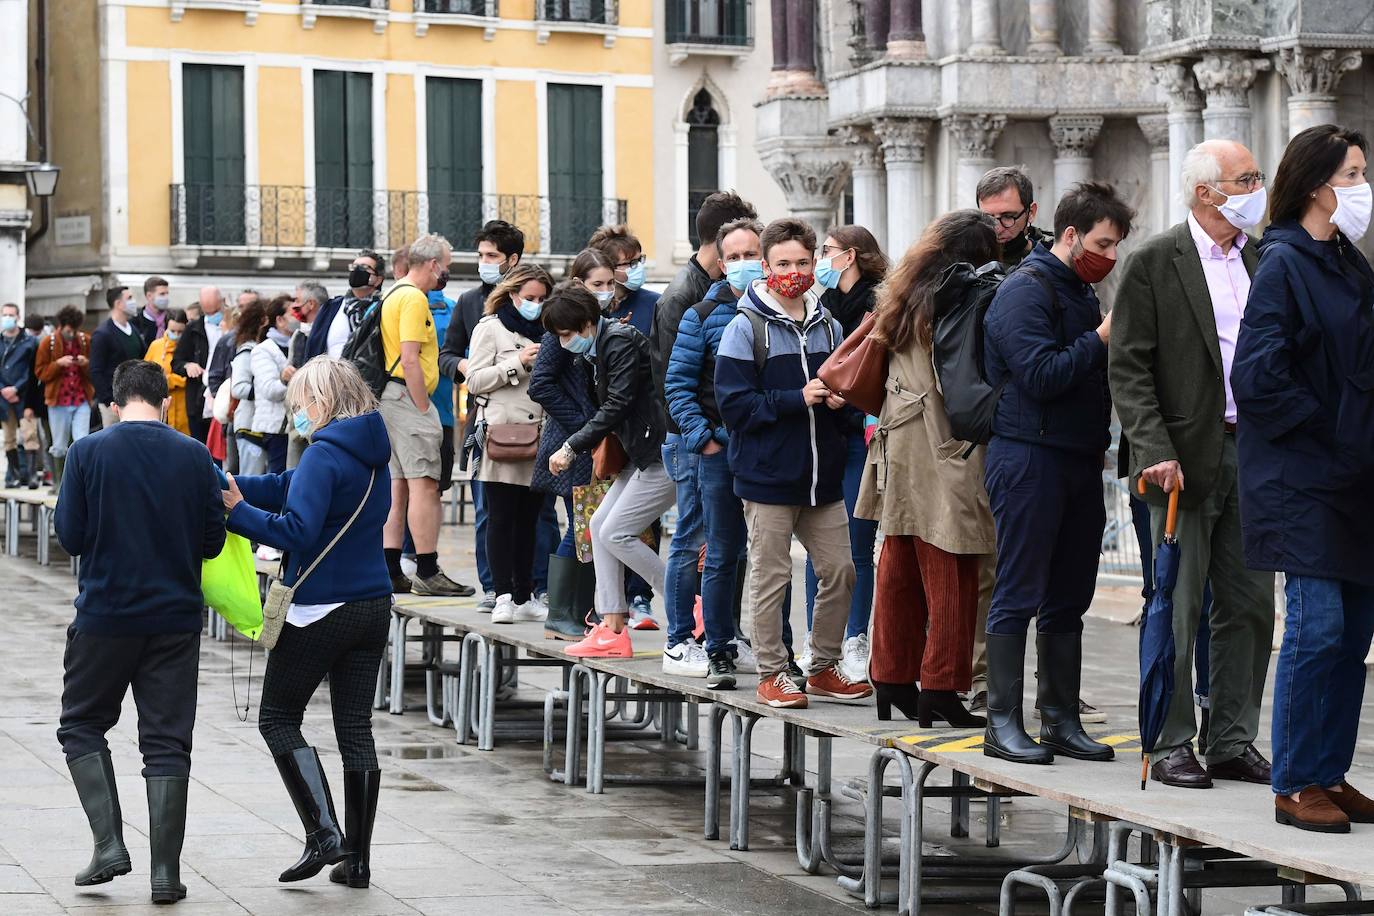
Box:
[1232,124,1374,834]
[221,357,393,888]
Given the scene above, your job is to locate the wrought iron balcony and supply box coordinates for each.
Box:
[415,0,495,14]
[169,184,626,258]
[666,0,752,47]
[537,0,616,24]
[300,0,389,31]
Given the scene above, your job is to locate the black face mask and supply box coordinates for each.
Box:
[348,266,373,289]
[435,269,451,290]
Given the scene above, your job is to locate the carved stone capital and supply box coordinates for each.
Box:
[1136,113,1170,151]
[946,114,1006,160]
[1049,114,1104,159]
[1153,62,1203,114]
[1275,47,1363,99]
[759,149,851,210]
[834,125,884,170]
[1192,53,1270,110]
[872,117,931,164]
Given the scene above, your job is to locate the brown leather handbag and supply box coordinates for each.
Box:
[485,423,540,462]
[593,434,628,479]
[818,311,888,416]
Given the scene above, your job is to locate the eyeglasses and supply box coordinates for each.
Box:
[1217,172,1265,191]
[989,206,1030,229]
[616,255,646,270]
[820,244,854,258]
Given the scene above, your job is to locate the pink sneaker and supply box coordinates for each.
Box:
[565,622,633,658]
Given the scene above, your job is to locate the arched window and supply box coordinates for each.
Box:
[686,89,721,247]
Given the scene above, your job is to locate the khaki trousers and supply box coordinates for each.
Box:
[744,500,855,677]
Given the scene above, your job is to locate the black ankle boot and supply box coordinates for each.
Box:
[329,769,380,889]
[25,450,42,488]
[918,689,986,729]
[543,554,587,641]
[873,682,921,721]
[1036,633,1114,761]
[68,751,132,886]
[4,449,19,488]
[274,747,347,882]
[147,776,188,904]
[983,633,1053,765]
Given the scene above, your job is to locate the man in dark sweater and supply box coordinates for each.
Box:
[89,286,147,429]
[55,360,226,904]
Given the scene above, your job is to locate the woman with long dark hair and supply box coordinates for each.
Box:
[1232,124,1374,833]
[856,210,1000,725]
[230,298,268,475]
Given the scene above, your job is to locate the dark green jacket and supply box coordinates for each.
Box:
[1109,219,1258,508]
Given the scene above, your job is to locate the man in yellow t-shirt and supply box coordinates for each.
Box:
[378,233,474,598]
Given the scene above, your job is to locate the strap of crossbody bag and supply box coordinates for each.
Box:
[285,469,376,593]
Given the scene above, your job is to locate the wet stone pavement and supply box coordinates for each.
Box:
[0,526,1370,915]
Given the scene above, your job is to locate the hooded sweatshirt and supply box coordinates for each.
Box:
[228,410,393,604]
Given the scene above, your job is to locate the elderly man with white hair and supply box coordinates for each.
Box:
[172,285,225,443]
[1109,139,1277,790]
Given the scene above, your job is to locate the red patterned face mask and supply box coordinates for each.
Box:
[766,270,815,299]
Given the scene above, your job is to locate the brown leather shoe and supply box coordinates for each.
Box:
[1275,789,1351,834]
[1151,746,1213,789]
[1207,744,1272,785]
[1326,782,1374,824]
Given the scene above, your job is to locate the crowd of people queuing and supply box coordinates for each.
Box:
[33,120,1374,907]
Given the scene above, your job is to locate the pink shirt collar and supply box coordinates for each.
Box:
[1186,212,1247,260]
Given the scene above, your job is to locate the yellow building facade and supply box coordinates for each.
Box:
[26,0,655,312]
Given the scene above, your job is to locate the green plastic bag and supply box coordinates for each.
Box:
[202,532,263,640]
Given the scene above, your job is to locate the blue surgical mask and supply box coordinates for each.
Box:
[723,259,764,291]
[622,260,646,292]
[562,332,593,354]
[478,262,503,286]
[153,295,170,309]
[516,298,543,321]
[205,312,222,326]
[592,290,615,307]
[0,317,16,332]
[166,331,180,342]
[292,410,314,438]
[814,257,842,290]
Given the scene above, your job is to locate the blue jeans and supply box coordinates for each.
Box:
[662,435,705,647]
[48,403,91,458]
[471,480,492,593]
[698,447,747,656]
[1271,575,1374,796]
[534,492,559,592]
[805,431,877,639]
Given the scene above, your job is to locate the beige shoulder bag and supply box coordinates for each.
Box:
[260,469,377,650]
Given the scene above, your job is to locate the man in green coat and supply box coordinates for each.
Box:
[1110,139,1276,790]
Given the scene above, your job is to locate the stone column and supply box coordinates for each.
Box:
[1193,52,1269,148]
[1026,0,1061,56]
[1137,114,1172,234]
[1049,115,1104,203]
[863,0,890,58]
[874,117,930,256]
[968,0,1004,56]
[948,114,1007,207]
[760,152,850,236]
[1275,47,1363,138]
[767,0,824,97]
[1155,62,1205,225]
[1085,0,1121,55]
[885,0,925,59]
[837,126,888,251]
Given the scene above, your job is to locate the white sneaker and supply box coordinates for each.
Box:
[513,599,548,623]
[840,633,870,683]
[731,638,758,674]
[797,634,816,676]
[491,594,516,624]
[663,640,709,677]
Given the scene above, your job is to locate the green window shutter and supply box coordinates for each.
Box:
[426,77,482,243]
[314,71,373,248]
[546,83,602,254]
[183,64,245,244]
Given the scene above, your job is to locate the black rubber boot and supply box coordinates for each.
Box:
[147,776,189,904]
[4,449,19,488]
[69,751,132,886]
[983,633,1054,765]
[52,456,64,493]
[574,556,597,627]
[543,554,587,640]
[329,769,381,889]
[1036,633,1114,762]
[274,747,347,882]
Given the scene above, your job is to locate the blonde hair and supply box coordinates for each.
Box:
[286,356,378,427]
[484,263,553,315]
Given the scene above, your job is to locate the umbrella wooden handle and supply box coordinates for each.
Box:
[1136,477,1182,540]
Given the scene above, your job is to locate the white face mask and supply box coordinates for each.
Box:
[1329,182,1373,242]
[1208,185,1267,230]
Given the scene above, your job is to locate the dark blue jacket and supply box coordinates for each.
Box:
[228,411,393,604]
[714,281,845,507]
[665,280,738,454]
[89,317,147,406]
[0,331,37,420]
[606,286,660,338]
[527,331,595,497]
[305,295,345,362]
[1232,221,1374,586]
[56,421,226,635]
[983,244,1111,455]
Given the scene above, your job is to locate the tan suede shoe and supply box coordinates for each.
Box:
[1275,789,1351,834]
[1327,782,1374,824]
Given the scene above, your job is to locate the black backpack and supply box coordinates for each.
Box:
[341,287,403,397]
[931,261,1058,445]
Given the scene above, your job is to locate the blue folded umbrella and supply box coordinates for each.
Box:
[1138,481,1181,790]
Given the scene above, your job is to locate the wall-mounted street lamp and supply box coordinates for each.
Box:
[24,162,60,198]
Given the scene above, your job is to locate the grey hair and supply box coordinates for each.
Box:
[286,356,377,430]
[715,216,765,250]
[1180,141,1224,210]
[297,281,329,307]
[407,233,452,266]
[975,166,1034,208]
